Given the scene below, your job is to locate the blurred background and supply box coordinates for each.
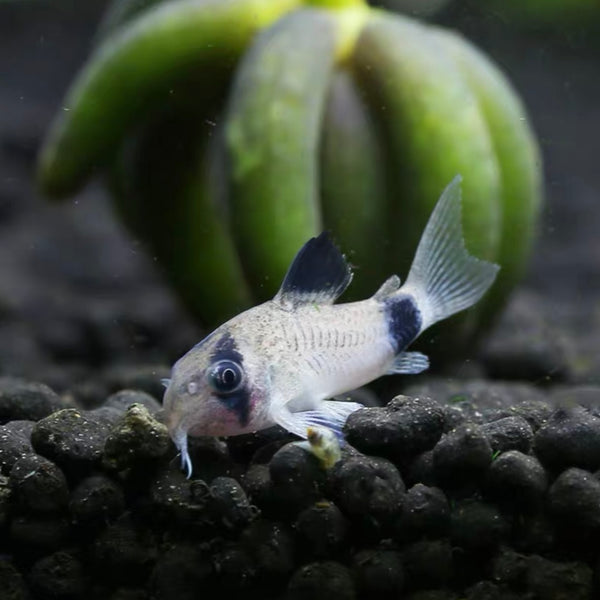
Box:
[1,0,599,402]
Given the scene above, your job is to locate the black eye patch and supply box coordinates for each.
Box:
[208,360,244,395]
[208,334,250,427]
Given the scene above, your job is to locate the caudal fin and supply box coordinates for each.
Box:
[402,176,500,332]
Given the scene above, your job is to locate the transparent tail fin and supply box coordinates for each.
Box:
[403,175,500,332]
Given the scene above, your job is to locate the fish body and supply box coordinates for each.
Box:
[163,176,500,477]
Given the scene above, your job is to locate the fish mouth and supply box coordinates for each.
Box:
[171,426,193,479]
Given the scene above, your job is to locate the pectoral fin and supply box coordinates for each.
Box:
[272,399,363,440]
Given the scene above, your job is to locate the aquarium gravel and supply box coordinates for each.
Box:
[1,378,600,599]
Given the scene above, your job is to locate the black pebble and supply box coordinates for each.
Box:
[503,399,553,433]
[344,395,445,462]
[405,450,437,487]
[433,424,492,488]
[147,468,210,531]
[9,515,70,556]
[185,436,239,483]
[212,543,256,591]
[353,548,404,597]
[91,517,157,585]
[403,539,453,590]
[0,377,64,424]
[103,404,170,472]
[526,555,593,600]
[481,416,533,454]
[28,551,85,599]
[450,501,509,553]
[103,364,171,402]
[547,467,600,538]
[226,426,295,464]
[484,451,547,512]
[329,455,405,538]
[240,519,295,584]
[286,561,356,600]
[149,544,212,600]
[243,464,275,514]
[534,407,600,472]
[0,420,35,474]
[491,548,529,591]
[295,501,349,559]
[268,443,326,517]
[0,557,28,600]
[395,483,450,542]
[209,476,256,532]
[9,454,69,513]
[404,592,458,600]
[105,389,162,414]
[69,474,125,528]
[0,474,10,528]
[464,580,517,600]
[108,588,149,600]
[31,409,111,475]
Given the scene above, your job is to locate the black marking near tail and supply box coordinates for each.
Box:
[275,232,352,308]
[210,334,249,427]
[384,295,422,354]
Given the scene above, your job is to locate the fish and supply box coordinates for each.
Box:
[163,175,500,477]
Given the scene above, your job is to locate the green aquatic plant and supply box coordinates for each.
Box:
[37,0,543,352]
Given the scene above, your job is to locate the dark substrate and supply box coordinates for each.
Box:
[1,376,600,600]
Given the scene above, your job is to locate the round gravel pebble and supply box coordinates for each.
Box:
[344,395,445,462]
[480,416,533,454]
[295,501,349,558]
[102,404,170,471]
[395,483,450,541]
[103,364,171,402]
[91,517,157,585]
[31,409,111,474]
[0,557,28,600]
[9,515,70,555]
[433,424,493,488]
[526,555,593,600]
[0,420,34,474]
[149,544,212,600]
[212,543,256,591]
[69,474,125,528]
[547,467,600,536]
[148,468,211,531]
[28,551,86,599]
[240,520,295,584]
[491,548,529,591]
[450,501,509,552]
[329,456,405,537]
[268,444,326,517]
[286,561,356,600]
[353,547,404,596]
[9,454,68,513]
[484,451,547,512]
[403,539,453,589]
[534,407,600,472]
[104,389,162,415]
[405,592,458,600]
[406,450,437,487]
[0,474,10,528]
[0,377,64,424]
[209,476,256,532]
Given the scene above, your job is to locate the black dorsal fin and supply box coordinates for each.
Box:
[274,232,353,309]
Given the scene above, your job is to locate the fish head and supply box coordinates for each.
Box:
[162,321,272,472]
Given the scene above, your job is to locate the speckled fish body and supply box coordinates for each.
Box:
[163,176,500,477]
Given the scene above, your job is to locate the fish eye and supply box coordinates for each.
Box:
[207,360,244,395]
